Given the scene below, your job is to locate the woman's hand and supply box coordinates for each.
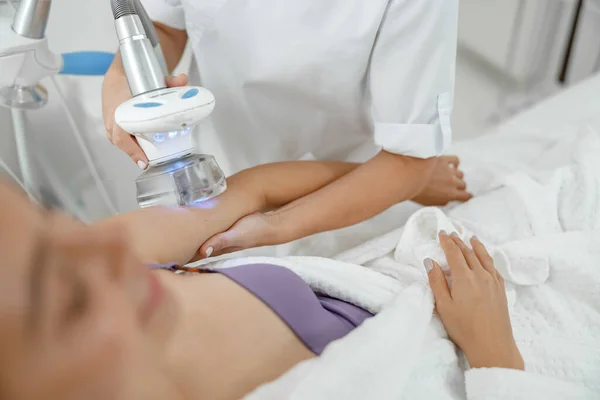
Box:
[426,232,524,370]
[196,213,284,259]
[102,71,188,169]
[413,156,472,206]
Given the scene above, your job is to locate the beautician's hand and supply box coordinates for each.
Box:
[197,212,283,258]
[426,232,524,370]
[413,156,472,206]
[102,72,188,169]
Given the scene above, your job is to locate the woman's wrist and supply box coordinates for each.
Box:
[465,342,524,370]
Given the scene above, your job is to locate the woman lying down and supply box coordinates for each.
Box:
[0,159,524,400]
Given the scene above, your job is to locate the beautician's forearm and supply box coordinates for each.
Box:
[270,152,436,242]
[106,22,188,78]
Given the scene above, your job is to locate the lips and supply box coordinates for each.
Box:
[141,271,165,323]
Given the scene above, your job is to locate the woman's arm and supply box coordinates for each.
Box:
[94,161,358,265]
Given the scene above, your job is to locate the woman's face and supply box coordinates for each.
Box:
[0,182,180,400]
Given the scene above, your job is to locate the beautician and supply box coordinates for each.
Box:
[102,0,471,256]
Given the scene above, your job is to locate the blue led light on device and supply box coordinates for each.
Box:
[168,131,178,139]
[153,133,166,142]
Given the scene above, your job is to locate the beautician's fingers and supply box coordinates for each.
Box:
[199,232,226,258]
[101,70,148,167]
[455,170,464,179]
[439,231,470,275]
[426,258,452,305]
[204,243,244,258]
[165,73,189,88]
[445,156,460,168]
[200,230,245,258]
[453,190,473,202]
[453,176,467,190]
[190,243,241,262]
[199,216,253,258]
[450,234,484,272]
[200,212,280,258]
[111,126,148,169]
[470,237,500,279]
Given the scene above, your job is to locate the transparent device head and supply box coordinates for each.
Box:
[135,154,227,208]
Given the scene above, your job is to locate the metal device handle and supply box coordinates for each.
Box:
[111,0,169,97]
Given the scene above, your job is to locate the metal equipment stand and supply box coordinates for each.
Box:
[6,108,92,222]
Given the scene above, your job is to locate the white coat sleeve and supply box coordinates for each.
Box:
[465,368,600,400]
[368,0,458,159]
[139,0,186,30]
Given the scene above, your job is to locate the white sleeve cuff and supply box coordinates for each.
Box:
[373,93,452,159]
[465,368,599,400]
[140,0,186,30]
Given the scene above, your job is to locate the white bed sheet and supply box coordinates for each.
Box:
[452,71,600,196]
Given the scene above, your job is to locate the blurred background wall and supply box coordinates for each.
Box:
[454,0,600,137]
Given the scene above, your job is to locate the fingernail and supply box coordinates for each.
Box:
[471,235,479,242]
[423,258,434,272]
[137,160,147,170]
[451,232,460,238]
[439,230,448,236]
[205,246,213,258]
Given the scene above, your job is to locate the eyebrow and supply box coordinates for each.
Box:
[27,232,48,333]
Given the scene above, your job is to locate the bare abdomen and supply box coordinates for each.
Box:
[161,272,315,399]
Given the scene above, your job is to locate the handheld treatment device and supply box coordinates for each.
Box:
[111,0,226,208]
